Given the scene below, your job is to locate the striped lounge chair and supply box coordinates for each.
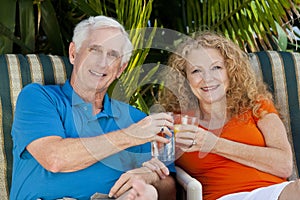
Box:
[0,52,300,200]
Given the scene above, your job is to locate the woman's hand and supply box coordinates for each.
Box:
[175,124,218,153]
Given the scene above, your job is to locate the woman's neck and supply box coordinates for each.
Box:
[199,101,230,130]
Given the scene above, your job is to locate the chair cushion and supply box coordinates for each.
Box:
[0,54,72,200]
[0,51,299,199]
[249,51,300,180]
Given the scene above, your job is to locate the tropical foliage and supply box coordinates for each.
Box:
[0,0,300,112]
[184,0,300,52]
[152,0,300,52]
[0,0,157,113]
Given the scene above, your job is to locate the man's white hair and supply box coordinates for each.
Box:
[72,16,133,65]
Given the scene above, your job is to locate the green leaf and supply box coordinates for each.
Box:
[135,93,149,114]
[0,22,32,53]
[139,63,160,87]
[71,0,100,16]
[19,0,35,53]
[0,0,17,53]
[275,22,288,50]
[40,0,65,55]
[184,0,298,52]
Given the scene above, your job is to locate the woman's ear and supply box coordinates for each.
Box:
[69,42,76,64]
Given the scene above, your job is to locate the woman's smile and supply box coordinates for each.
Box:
[201,85,219,92]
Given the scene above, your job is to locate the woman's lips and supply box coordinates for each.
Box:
[201,85,219,92]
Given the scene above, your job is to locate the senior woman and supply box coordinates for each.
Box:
[144,31,300,200]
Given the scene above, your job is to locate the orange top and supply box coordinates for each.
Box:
[175,100,286,200]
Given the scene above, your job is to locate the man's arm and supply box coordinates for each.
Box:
[27,113,173,173]
[27,130,141,173]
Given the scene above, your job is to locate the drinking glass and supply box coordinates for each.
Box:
[173,114,198,134]
[151,112,175,164]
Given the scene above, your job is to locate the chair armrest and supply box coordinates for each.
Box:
[175,166,202,200]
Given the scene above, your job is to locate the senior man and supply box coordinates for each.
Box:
[10,15,176,200]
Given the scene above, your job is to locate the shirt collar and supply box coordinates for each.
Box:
[62,80,120,118]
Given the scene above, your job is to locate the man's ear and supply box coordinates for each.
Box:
[69,42,76,64]
[117,62,128,78]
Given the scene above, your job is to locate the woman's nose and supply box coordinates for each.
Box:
[201,71,213,81]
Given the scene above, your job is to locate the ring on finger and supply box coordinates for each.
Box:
[192,139,197,145]
[188,140,194,148]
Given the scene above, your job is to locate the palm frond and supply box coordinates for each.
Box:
[0,0,17,53]
[19,0,35,53]
[186,0,300,52]
[40,0,65,55]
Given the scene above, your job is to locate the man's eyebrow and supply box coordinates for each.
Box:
[88,44,120,53]
[88,44,103,49]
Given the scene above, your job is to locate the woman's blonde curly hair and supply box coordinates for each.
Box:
[159,31,273,119]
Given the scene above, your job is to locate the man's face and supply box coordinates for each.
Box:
[69,27,128,96]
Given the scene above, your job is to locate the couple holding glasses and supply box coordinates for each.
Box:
[10,15,299,200]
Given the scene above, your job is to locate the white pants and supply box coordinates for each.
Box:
[218,182,291,200]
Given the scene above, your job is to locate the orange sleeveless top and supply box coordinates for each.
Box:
[175,100,286,200]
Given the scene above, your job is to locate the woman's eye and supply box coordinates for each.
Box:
[212,65,222,70]
[191,69,201,74]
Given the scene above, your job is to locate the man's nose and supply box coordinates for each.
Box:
[97,53,109,67]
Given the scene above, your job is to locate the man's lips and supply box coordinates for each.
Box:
[89,69,106,77]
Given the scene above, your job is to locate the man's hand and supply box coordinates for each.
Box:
[108,167,159,198]
[142,158,169,179]
[123,113,174,145]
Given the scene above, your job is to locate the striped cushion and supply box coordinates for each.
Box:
[249,51,300,180]
[0,51,299,199]
[0,54,72,200]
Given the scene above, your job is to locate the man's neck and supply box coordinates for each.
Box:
[92,92,105,115]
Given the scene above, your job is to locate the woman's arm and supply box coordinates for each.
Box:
[176,113,293,178]
[211,113,293,178]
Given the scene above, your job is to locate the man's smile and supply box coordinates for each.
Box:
[89,69,107,77]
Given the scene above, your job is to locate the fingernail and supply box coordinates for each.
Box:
[108,193,113,198]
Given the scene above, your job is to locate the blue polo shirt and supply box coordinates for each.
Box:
[10,80,172,200]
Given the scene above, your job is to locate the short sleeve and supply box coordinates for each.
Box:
[11,83,66,158]
[253,99,279,123]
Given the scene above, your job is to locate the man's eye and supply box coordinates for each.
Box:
[108,51,119,58]
[89,46,103,54]
[89,47,99,53]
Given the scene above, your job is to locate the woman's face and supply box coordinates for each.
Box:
[185,47,229,105]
